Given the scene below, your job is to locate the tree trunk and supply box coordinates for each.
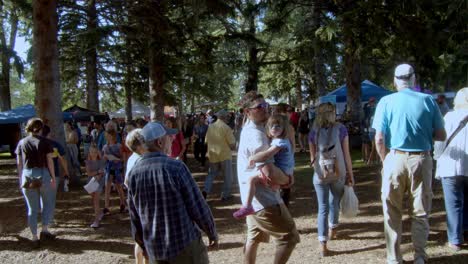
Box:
[0,3,18,111]
[343,1,361,123]
[343,37,361,123]
[33,0,65,147]
[295,71,302,110]
[85,0,99,111]
[148,42,165,122]
[245,7,258,93]
[312,1,327,97]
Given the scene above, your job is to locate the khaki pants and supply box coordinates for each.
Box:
[247,203,300,247]
[381,151,433,264]
[154,237,208,264]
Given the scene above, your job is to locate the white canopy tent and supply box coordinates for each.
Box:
[109,101,150,119]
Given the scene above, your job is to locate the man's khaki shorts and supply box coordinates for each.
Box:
[246,203,300,246]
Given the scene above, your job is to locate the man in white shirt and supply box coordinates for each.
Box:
[237,91,300,264]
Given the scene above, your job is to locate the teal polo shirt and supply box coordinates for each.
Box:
[372,88,444,151]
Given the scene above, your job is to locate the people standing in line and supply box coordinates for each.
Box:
[41,125,69,193]
[203,109,236,201]
[127,122,218,264]
[102,130,126,215]
[65,121,81,186]
[123,128,149,264]
[85,144,105,228]
[372,64,446,264]
[433,87,468,251]
[237,91,300,264]
[164,117,186,160]
[15,118,57,248]
[298,110,310,153]
[308,102,355,257]
[193,113,209,169]
[233,114,293,218]
[273,103,296,207]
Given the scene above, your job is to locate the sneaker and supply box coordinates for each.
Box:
[97,212,104,221]
[233,205,255,219]
[39,231,56,241]
[102,207,110,215]
[329,228,338,240]
[447,242,462,251]
[90,221,100,228]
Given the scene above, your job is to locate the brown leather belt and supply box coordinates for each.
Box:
[394,150,429,155]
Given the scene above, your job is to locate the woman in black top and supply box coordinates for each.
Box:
[15,118,57,247]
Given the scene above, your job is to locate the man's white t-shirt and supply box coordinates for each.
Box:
[237,120,283,212]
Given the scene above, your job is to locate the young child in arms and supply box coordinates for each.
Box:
[233,114,294,218]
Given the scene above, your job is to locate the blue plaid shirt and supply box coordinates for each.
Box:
[127,152,217,262]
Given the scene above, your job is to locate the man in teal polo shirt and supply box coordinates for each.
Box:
[372,64,446,264]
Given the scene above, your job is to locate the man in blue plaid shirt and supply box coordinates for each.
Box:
[127,122,218,264]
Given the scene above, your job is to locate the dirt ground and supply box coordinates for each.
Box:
[1,152,467,264]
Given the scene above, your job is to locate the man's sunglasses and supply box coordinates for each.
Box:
[249,102,269,110]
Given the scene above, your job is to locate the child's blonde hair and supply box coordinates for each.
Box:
[87,143,101,160]
[266,114,288,139]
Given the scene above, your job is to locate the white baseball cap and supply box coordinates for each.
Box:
[141,122,177,142]
[394,64,414,80]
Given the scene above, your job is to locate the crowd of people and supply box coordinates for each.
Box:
[13,63,468,263]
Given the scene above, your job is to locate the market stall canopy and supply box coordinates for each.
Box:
[327,80,393,102]
[109,101,150,119]
[0,104,73,125]
[63,105,108,122]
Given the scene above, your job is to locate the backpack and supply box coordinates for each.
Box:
[315,125,340,182]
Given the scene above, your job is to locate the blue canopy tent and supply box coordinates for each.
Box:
[0,104,73,124]
[327,80,393,102]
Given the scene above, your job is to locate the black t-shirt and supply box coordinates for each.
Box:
[15,135,53,169]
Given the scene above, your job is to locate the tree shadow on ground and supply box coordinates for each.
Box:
[0,234,134,255]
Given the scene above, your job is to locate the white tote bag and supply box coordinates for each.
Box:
[84,177,100,194]
[340,185,359,218]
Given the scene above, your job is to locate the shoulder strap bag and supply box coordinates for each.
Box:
[440,115,468,154]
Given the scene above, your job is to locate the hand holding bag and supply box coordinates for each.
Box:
[340,185,359,218]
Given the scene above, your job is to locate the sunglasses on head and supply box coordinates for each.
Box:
[249,102,269,110]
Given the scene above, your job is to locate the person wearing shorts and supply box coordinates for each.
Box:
[237,91,300,264]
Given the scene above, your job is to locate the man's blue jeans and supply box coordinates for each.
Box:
[313,180,344,242]
[21,168,57,235]
[204,159,232,199]
[441,176,468,245]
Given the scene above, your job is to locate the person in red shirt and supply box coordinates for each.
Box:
[288,106,300,131]
[164,117,186,160]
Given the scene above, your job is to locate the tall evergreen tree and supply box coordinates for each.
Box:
[33,0,65,146]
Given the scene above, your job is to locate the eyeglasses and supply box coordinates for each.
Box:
[249,102,269,110]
